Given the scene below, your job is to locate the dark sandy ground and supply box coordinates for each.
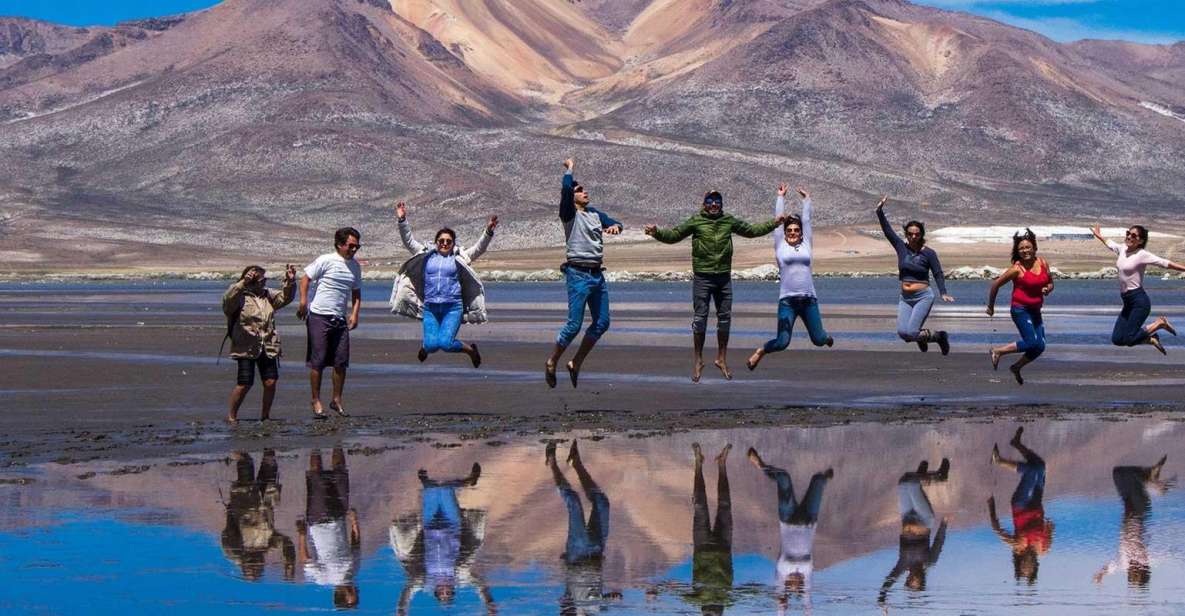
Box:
[1,299,1182,469]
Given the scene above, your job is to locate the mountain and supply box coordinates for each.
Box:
[0,0,1182,269]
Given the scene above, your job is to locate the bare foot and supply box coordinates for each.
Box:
[692,360,705,383]
[747,350,761,371]
[746,447,764,469]
[990,349,1001,370]
[714,359,733,380]
[715,444,732,465]
[226,415,239,425]
[992,444,1001,465]
[692,442,704,465]
[1161,317,1178,336]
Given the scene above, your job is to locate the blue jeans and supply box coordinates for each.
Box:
[560,486,610,563]
[763,296,829,353]
[762,466,829,525]
[896,287,935,341]
[423,301,464,353]
[422,485,463,529]
[556,265,610,348]
[1011,306,1046,360]
[1112,288,1151,347]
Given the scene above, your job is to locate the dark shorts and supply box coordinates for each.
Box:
[306,469,350,524]
[305,312,350,369]
[236,354,279,387]
[691,272,733,335]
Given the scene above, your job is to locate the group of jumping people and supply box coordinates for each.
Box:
[220,158,1185,422]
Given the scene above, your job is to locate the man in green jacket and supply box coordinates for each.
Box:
[644,191,782,382]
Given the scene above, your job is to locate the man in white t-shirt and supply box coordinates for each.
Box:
[297,447,361,609]
[298,227,363,419]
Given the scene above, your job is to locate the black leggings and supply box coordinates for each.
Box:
[236,354,279,387]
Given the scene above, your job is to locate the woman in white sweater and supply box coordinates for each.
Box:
[1091,224,1185,353]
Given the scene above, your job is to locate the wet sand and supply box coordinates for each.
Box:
[2,286,1183,468]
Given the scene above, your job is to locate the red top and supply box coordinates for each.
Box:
[1011,260,1051,309]
[1012,504,1052,553]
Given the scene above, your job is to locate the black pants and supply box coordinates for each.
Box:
[692,272,732,335]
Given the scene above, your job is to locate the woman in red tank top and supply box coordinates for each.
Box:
[986,230,1055,385]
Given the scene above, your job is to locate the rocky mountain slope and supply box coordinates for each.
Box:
[0,0,1182,268]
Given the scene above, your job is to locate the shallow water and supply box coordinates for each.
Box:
[3,417,1183,614]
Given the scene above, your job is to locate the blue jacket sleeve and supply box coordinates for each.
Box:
[559,171,575,223]
[877,206,904,254]
[927,248,949,295]
[596,209,622,230]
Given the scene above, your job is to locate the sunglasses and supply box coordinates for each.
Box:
[704,199,722,206]
[1126,232,1141,238]
[436,238,455,245]
[344,243,361,250]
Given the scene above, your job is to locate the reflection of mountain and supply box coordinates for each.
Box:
[2,1,1185,267]
[17,418,1184,589]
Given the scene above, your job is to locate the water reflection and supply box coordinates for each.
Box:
[988,427,1053,584]
[879,457,950,603]
[1095,456,1175,589]
[221,449,295,581]
[393,461,492,614]
[296,447,361,609]
[747,446,831,612]
[4,419,1185,614]
[548,440,621,614]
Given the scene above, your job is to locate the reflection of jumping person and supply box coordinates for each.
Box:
[390,201,497,368]
[879,458,950,604]
[643,190,780,382]
[221,450,295,581]
[684,443,734,615]
[988,427,1054,584]
[1090,224,1184,353]
[547,440,621,614]
[986,230,1055,385]
[747,447,832,613]
[876,197,954,354]
[1095,456,1175,588]
[296,447,361,609]
[392,463,493,615]
[748,185,834,372]
[545,159,624,389]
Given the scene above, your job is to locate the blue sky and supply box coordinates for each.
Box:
[1,0,1182,44]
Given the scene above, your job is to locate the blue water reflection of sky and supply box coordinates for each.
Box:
[4,491,1183,614]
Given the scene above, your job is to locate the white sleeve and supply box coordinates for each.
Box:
[1140,250,1170,269]
[1105,240,1122,255]
[304,256,324,281]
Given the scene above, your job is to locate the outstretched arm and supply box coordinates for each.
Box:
[396,201,427,254]
[987,496,1017,546]
[799,186,813,246]
[878,561,905,605]
[648,217,695,243]
[597,210,623,235]
[774,185,788,249]
[986,266,1020,316]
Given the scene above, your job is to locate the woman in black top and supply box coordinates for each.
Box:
[876,197,955,354]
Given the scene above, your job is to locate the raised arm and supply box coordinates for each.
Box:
[463,216,497,262]
[774,185,788,249]
[987,496,1017,546]
[597,209,623,234]
[222,280,247,316]
[927,519,949,566]
[1092,224,1120,253]
[559,160,575,223]
[395,201,427,254]
[799,186,813,246]
[986,265,1020,316]
[270,264,297,310]
[876,196,905,252]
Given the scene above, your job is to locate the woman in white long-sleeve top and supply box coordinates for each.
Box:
[390,201,497,368]
[748,184,833,371]
[1091,224,1184,353]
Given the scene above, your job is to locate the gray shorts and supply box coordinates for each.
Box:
[305,312,350,369]
[692,272,732,335]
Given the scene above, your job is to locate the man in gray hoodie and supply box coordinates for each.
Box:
[545,158,623,388]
